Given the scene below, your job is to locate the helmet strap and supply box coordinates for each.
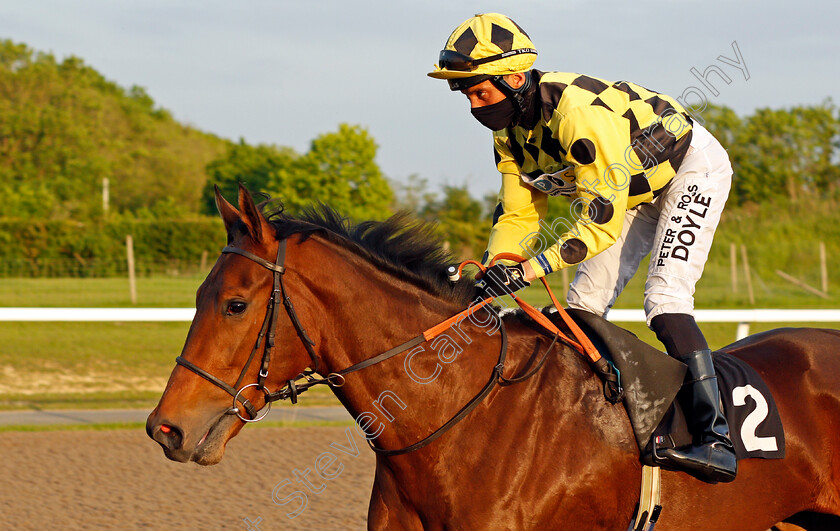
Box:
[491,71,532,116]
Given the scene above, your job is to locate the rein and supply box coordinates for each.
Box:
[175,239,615,455]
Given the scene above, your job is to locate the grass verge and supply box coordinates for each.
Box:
[0,275,204,307]
[0,320,342,410]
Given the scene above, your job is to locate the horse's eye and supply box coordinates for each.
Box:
[226,301,247,315]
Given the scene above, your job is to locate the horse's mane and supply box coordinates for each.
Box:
[263,202,481,307]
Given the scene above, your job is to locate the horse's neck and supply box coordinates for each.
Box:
[297,239,639,504]
[300,238,503,450]
[305,240,464,353]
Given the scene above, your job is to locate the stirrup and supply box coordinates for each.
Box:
[641,435,681,472]
[657,443,737,484]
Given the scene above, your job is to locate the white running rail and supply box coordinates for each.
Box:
[2,308,840,340]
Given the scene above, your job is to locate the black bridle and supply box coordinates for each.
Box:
[176,240,321,422]
[175,239,559,455]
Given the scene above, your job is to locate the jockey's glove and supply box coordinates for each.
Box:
[478,263,530,298]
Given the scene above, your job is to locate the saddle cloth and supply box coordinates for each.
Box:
[651,351,785,460]
[543,308,785,460]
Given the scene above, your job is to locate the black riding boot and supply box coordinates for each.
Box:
[658,349,737,483]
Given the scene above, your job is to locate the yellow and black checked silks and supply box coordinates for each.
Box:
[486,70,694,277]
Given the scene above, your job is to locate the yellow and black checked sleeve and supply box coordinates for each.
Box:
[525,105,632,278]
[482,134,548,265]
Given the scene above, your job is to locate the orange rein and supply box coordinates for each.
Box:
[422,254,601,364]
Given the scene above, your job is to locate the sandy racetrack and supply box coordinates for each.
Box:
[0,426,375,530]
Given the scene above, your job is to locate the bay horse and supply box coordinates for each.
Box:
[147,185,840,530]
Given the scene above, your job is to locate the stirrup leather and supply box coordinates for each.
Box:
[627,465,662,531]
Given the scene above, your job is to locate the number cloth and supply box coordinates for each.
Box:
[654,352,786,460]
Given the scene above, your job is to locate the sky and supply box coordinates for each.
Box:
[2,0,838,199]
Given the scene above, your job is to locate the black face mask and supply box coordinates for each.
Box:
[471,98,517,131]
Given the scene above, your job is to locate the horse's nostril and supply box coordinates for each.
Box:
[154,423,183,451]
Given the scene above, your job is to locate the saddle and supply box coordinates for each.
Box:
[542,308,785,461]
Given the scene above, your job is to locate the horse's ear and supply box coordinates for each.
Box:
[214,185,241,234]
[237,183,273,244]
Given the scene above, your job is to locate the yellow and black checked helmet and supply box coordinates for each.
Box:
[428,13,537,86]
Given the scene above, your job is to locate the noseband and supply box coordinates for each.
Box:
[175,239,322,422]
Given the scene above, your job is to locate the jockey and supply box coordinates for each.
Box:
[429,13,737,484]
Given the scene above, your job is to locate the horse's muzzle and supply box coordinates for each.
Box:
[146,414,192,462]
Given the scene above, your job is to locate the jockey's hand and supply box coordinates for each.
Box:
[478,263,531,297]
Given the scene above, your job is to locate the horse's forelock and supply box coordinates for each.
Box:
[224,218,253,246]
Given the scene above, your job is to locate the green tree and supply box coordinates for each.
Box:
[698,103,742,151]
[420,184,488,258]
[205,124,394,221]
[202,140,298,215]
[736,102,840,204]
[698,101,840,205]
[393,173,437,213]
[0,39,225,220]
[278,124,393,220]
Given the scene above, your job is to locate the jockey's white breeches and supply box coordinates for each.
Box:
[566,124,733,327]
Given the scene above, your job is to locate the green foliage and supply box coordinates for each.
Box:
[3,36,839,282]
[0,39,226,220]
[393,177,490,259]
[205,124,394,221]
[1,39,395,228]
[699,102,840,205]
[697,104,742,151]
[202,140,298,214]
[289,124,393,220]
[0,218,224,277]
[418,184,489,257]
[393,174,438,213]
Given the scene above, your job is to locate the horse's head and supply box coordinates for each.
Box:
[146,185,319,465]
